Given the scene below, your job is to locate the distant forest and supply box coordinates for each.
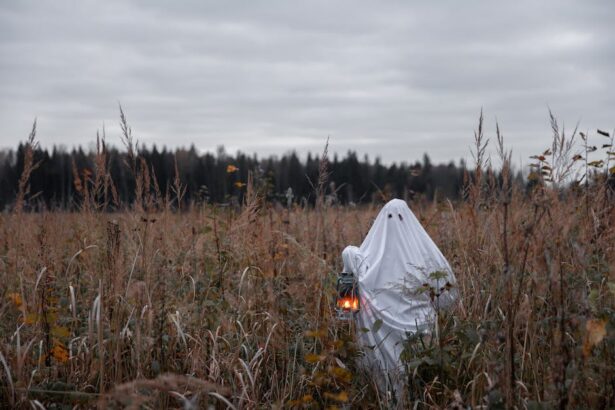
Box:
[0,142,517,211]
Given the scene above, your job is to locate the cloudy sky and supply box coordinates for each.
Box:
[1,1,613,165]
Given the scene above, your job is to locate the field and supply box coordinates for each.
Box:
[1,121,615,409]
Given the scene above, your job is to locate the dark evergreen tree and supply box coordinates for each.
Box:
[0,144,471,210]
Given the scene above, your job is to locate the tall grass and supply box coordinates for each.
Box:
[0,111,614,408]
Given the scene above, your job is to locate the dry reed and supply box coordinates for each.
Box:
[1,111,614,409]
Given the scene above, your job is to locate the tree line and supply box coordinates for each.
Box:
[0,141,480,211]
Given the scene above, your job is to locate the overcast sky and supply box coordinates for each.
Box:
[1,1,613,165]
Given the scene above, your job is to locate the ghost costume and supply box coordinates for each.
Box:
[342,199,457,395]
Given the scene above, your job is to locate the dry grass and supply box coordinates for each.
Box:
[0,114,614,409]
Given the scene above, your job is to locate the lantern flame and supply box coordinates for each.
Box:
[337,296,359,312]
[335,271,360,318]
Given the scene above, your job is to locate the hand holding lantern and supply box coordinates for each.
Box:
[335,271,360,320]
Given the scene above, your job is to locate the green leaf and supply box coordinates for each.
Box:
[372,319,383,333]
[588,160,604,168]
[527,400,550,410]
[51,326,71,339]
[588,289,599,312]
[429,270,449,280]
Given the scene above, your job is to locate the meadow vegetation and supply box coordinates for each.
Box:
[0,111,614,408]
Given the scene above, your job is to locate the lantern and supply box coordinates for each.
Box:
[335,271,360,320]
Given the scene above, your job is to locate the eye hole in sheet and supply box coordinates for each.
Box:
[398,214,403,221]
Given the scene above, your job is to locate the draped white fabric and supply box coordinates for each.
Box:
[342,199,457,392]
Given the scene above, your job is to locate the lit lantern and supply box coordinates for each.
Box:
[335,271,360,320]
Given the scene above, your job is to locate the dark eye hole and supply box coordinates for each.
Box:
[388,213,392,218]
[398,214,403,221]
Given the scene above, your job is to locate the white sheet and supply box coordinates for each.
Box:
[342,198,457,393]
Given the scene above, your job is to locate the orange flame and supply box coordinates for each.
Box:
[337,296,359,311]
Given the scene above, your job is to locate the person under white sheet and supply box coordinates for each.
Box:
[341,198,457,396]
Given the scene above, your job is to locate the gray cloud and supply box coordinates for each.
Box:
[1,0,613,165]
